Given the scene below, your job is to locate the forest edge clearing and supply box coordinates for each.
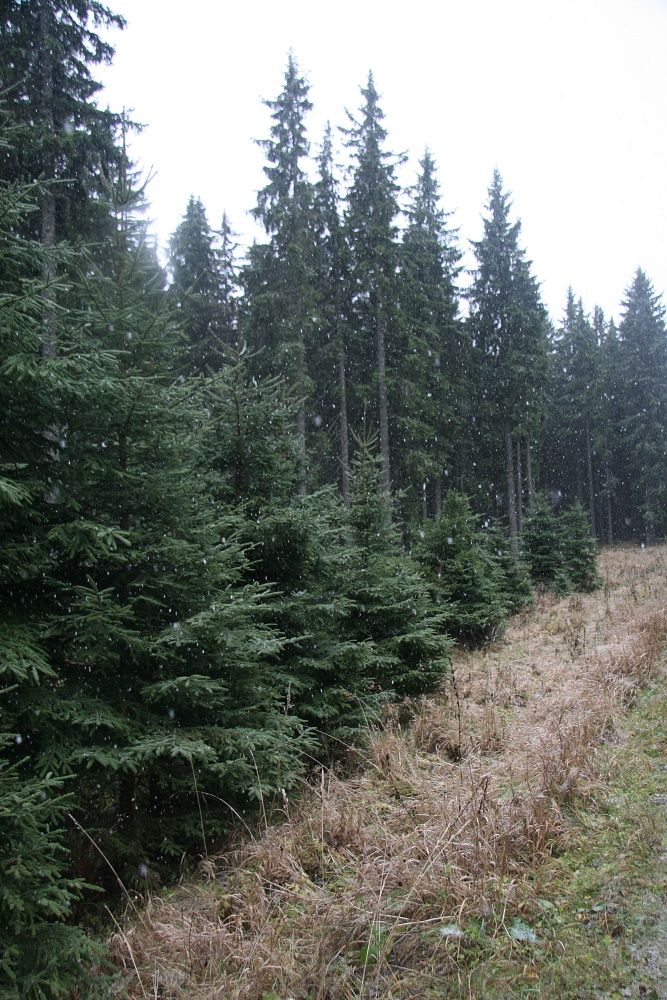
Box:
[109,545,667,999]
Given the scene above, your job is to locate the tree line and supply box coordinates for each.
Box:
[0,3,665,995]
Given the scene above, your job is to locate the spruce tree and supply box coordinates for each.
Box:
[417,493,507,645]
[311,124,352,500]
[549,289,600,531]
[8,158,308,886]
[468,171,549,545]
[398,149,462,517]
[522,493,568,590]
[0,127,102,996]
[0,0,124,245]
[169,197,237,371]
[244,54,316,494]
[483,522,534,612]
[343,73,403,493]
[559,502,600,592]
[595,314,624,542]
[616,269,667,541]
[343,438,451,695]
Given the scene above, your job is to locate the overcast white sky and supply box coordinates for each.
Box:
[97,0,667,324]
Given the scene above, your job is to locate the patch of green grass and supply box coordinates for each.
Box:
[413,678,667,1000]
[485,684,663,998]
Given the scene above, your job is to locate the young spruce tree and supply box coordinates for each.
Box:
[417,492,508,645]
[0,135,101,998]
[13,157,307,885]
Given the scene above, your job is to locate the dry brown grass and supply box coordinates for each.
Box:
[108,545,667,999]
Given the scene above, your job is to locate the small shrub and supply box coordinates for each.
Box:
[522,493,567,587]
[559,502,601,593]
[417,492,507,645]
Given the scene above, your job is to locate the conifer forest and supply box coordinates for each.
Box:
[1,4,666,997]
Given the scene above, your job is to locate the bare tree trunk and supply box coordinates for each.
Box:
[585,419,596,537]
[515,437,523,534]
[422,482,428,519]
[526,438,535,508]
[376,297,391,493]
[505,426,518,551]
[605,461,614,544]
[338,342,350,506]
[434,477,442,517]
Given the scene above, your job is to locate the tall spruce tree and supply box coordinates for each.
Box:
[169,196,235,371]
[468,170,549,545]
[398,149,462,517]
[548,289,599,532]
[0,1,124,245]
[244,54,316,494]
[311,125,352,500]
[616,269,667,541]
[343,72,403,493]
[595,314,623,542]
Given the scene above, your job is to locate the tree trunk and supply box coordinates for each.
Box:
[422,482,428,519]
[39,3,57,356]
[376,297,391,493]
[434,476,442,517]
[505,426,518,551]
[296,402,307,497]
[585,420,596,537]
[338,342,350,506]
[605,461,614,544]
[515,437,523,534]
[526,438,535,508]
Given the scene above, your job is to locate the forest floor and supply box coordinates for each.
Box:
[108,545,667,1000]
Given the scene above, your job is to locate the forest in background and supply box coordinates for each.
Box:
[0,3,665,996]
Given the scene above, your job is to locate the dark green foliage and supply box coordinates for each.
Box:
[0,0,125,243]
[3,158,310,896]
[0,157,101,996]
[522,497,601,595]
[483,523,534,612]
[616,270,667,541]
[559,503,601,593]
[243,54,316,490]
[467,171,550,526]
[204,361,449,741]
[521,494,566,588]
[543,289,600,531]
[343,72,403,491]
[344,441,451,695]
[310,124,352,496]
[201,345,300,510]
[416,492,507,645]
[397,149,463,517]
[0,752,102,999]
[169,198,238,371]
